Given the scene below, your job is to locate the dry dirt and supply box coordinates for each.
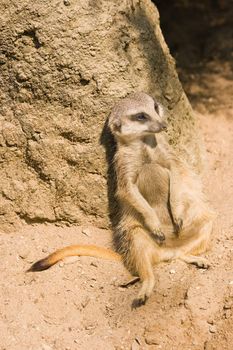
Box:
[1,75,233,350]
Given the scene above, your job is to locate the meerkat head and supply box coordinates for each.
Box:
[108,92,167,142]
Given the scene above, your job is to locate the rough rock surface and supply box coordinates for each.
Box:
[0,0,201,231]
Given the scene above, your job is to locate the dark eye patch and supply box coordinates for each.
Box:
[131,113,149,122]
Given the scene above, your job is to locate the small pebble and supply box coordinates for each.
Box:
[81,296,90,308]
[134,336,142,345]
[207,319,214,325]
[145,332,160,345]
[82,228,91,237]
[223,302,232,310]
[224,309,231,319]
[84,323,97,331]
[41,344,53,350]
[131,339,140,350]
[18,250,30,259]
[209,325,217,333]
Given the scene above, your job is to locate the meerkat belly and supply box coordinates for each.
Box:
[137,163,173,226]
[137,163,169,204]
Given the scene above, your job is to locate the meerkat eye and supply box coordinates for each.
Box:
[133,113,148,122]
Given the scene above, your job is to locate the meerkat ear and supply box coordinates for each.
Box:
[112,118,122,132]
[154,99,164,118]
[154,100,159,114]
[109,111,122,133]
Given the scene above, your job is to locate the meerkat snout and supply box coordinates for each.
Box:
[145,118,167,134]
[154,103,167,131]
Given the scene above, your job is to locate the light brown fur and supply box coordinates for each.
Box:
[28,92,214,307]
[109,92,214,306]
[27,245,121,272]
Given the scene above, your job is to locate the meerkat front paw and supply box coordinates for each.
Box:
[144,216,165,244]
[151,228,165,244]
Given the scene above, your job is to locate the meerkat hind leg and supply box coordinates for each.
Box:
[179,255,210,269]
[132,230,155,308]
[132,259,155,308]
[180,219,213,268]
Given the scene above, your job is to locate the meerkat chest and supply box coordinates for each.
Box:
[134,143,171,204]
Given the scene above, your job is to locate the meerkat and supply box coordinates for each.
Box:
[28,92,214,307]
[108,92,214,306]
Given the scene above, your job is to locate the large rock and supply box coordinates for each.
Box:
[0,0,203,231]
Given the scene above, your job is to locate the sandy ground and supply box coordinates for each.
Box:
[1,63,233,349]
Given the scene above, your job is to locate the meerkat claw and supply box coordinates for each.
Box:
[131,295,148,309]
[152,228,165,244]
[174,217,183,234]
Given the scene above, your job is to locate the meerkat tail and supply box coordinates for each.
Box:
[27,245,121,272]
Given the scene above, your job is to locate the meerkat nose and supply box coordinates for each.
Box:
[160,121,167,131]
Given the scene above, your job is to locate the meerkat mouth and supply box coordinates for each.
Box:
[145,128,164,134]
